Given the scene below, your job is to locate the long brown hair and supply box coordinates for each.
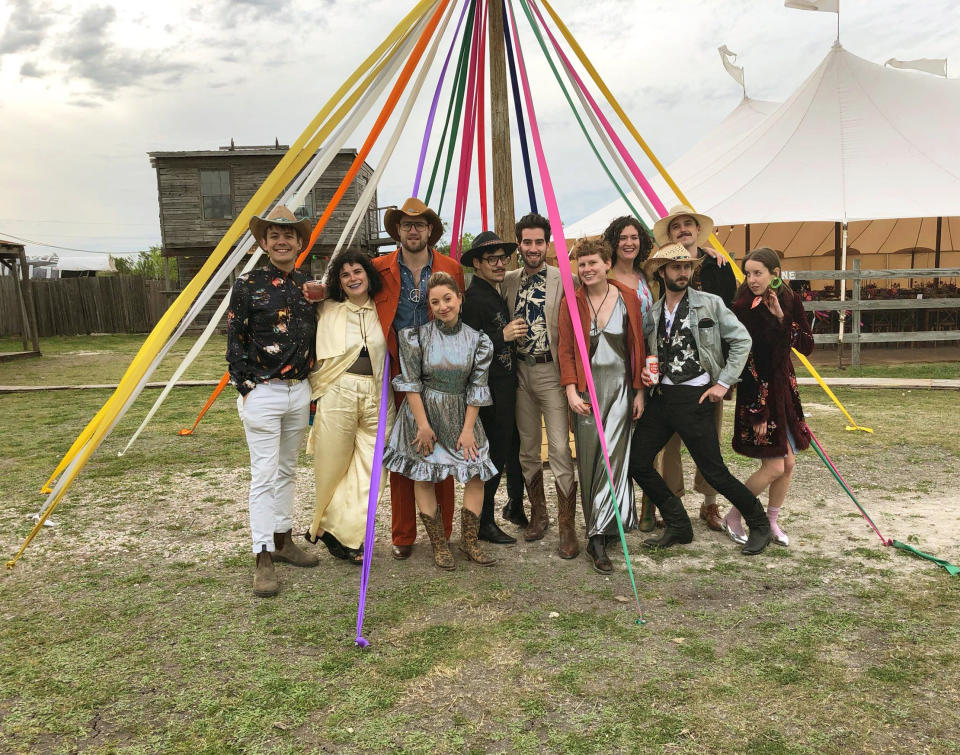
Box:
[734,247,793,307]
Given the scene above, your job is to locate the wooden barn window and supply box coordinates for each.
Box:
[200,169,232,219]
[293,191,314,221]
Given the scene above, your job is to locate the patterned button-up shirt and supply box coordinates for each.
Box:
[513,267,549,358]
[393,250,434,333]
[226,261,316,396]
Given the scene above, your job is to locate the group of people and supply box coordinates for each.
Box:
[227,196,813,597]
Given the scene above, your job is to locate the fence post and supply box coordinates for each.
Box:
[851,258,861,367]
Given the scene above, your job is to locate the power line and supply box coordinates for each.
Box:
[0,231,148,255]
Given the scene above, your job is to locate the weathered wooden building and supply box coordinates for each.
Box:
[149,143,380,327]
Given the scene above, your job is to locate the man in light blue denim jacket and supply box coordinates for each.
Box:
[628,243,773,556]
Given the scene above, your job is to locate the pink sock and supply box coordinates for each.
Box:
[767,506,786,539]
[724,507,744,536]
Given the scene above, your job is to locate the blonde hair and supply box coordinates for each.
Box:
[572,236,612,262]
[427,271,460,296]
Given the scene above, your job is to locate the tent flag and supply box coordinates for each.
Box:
[884,57,947,77]
[718,45,745,90]
[784,0,838,13]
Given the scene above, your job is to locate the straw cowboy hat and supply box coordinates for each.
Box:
[460,230,518,268]
[642,242,704,278]
[652,204,715,247]
[383,197,444,247]
[249,205,313,247]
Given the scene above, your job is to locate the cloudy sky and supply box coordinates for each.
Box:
[0,0,957,261]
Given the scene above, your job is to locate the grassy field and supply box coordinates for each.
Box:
[1,336,959,753]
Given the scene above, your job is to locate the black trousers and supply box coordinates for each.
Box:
[629,385,758,517]
[480,376,523,509]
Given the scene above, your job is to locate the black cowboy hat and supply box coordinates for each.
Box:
[460,230,518,268]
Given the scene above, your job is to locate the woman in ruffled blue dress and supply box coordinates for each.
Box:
[383,271,499,570]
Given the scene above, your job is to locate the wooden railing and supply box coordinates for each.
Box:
[795,261,960,366]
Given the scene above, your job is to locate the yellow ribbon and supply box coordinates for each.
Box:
[15,0,438,569]
[538,0,870,433]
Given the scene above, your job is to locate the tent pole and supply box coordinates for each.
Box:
[837,221,848,368]
[935,216,942,286]
[745,223,750,253]
[488,0,516,250]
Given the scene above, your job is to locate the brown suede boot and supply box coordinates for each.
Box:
[253,547,279,598]
[419,510,455,570]
[556,482,579,559]
[459,509,496,566]
[273,530,320,567]
[699,502,724,532]
[524,470,549,542]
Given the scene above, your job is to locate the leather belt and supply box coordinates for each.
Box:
[265,377,304,385]
[522,352,552,366]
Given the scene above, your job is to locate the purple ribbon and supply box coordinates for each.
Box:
[412,0,472,197]
[355,351,391,648]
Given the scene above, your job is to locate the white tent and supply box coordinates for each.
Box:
[565,43,960,262]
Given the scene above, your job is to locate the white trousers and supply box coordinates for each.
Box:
[238,380,311,554]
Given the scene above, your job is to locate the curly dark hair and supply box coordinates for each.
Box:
[602,216,654,272]
[324,248,383,302]
[515,212,551,243]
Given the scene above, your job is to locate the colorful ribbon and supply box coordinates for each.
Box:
[356,353,392,647]
[506,0,644,623]
[502,0,537,213]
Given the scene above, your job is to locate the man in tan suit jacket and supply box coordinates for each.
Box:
[501,212,577,555]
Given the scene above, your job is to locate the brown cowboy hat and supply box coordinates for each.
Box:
[642,242,704,278]
[652,204,714,247]
[383,197,444,246]
[249,205,313,247]
[460,230,518,268]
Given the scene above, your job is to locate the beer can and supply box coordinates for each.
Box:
[645,355,659,384]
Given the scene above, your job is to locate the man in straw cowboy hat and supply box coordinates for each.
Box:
[628,242,773,555]
[651,205,738,533]
[372,198,465,560]
[227,205,320,597]
[461,230,528,546]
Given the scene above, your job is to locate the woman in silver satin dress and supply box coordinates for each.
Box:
[383,272,499,570]
[558,238,647,573]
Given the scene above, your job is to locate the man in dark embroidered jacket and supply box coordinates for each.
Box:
[227,206,319,597]
[628,243,773,556]
[461,231,527,545]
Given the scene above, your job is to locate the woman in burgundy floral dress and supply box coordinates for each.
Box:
[724,248,814,548]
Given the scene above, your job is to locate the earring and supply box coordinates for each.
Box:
[770,277,783,290]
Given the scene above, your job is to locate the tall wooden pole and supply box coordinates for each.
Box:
[488,0,516,246]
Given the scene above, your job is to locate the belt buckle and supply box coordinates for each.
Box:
[525,354,536,367]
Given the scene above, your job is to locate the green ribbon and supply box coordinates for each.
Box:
[891,541,959,576]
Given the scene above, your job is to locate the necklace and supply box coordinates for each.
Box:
[358,308,370,357]
[586,282,612,333]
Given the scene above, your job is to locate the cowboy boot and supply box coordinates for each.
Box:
[479,484,517,544]
[556,482,580,559]
[253,546,279,598]
[501,497,529,528]
[586,534,612,574]
[739,497,773,556]
[523,470,549,542]
[419,510,455,570]
[699,501,724,532]
[642,496,694,549]
[459,509,496,566]
[638,492,657,532]
[273,530,320,567]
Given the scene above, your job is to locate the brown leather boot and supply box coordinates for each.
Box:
[459,509,496,566]
[419,510,455,570]
[556,482,579,559]
[699,502,724,532]
[524,470,549,542]
[253,547,279,598]
[273,530,320,567]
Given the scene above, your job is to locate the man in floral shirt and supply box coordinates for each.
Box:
[227,205,318,597]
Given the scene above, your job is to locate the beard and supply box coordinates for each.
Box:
[402,236,429,254]
[663,276,689,292]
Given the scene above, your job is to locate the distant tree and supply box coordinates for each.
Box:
[113,246,171,279]
[436,232,474,258]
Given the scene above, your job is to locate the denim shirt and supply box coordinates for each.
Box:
[393,250,434,333]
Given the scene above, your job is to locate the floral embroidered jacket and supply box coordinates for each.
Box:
[731,288,814,458]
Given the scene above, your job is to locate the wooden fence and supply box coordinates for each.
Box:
[798,261,960,366]
[0,276,170,337]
